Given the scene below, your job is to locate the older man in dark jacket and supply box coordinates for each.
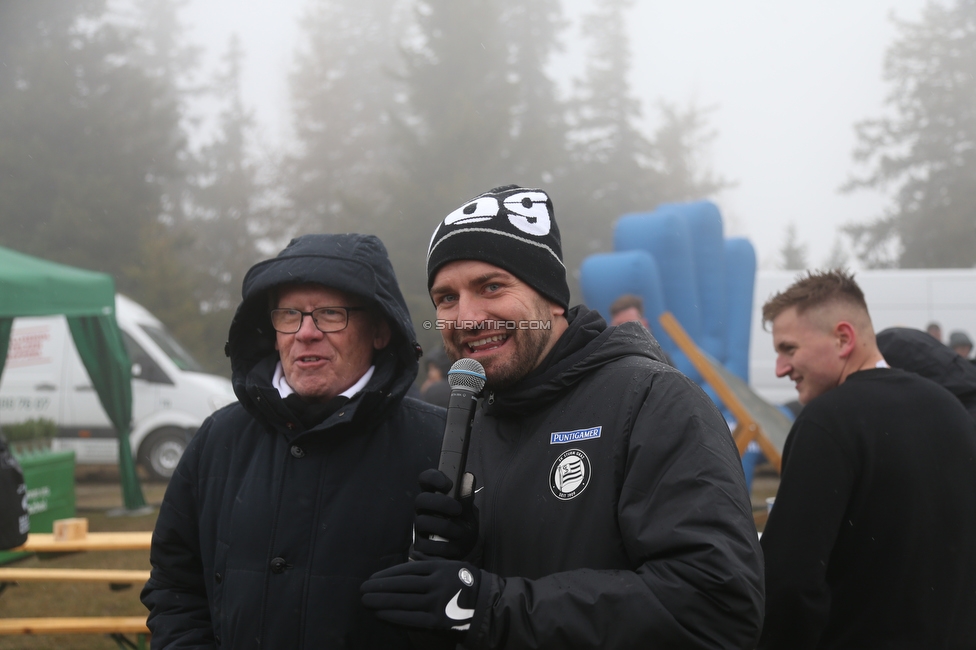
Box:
[141,234,445,649]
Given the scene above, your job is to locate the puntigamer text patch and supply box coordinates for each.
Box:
[550,426,602,445]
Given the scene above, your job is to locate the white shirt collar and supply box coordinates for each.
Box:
[272,362,375,400]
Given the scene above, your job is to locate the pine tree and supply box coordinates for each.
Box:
[286,0,408,238]
[845,0,976,268]
[191,36,261,312]
[649,102,729,203]
[0,0,187,284]
[779,223,809,270]
[823,236,850,270]
[382,0,527,336]
[569,0,652,210]
[391,0,516,194]
[562,0,729,299]
[178,35,265,373]
[497,0,570,186]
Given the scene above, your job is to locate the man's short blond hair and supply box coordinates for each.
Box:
[762,269,870,328]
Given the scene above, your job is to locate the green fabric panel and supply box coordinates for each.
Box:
[66,315,144,509]
[66,315,133,434]
[0,246,115,318]
[0,318,11,380]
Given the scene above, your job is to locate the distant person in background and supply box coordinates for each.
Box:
[926,321,942,342]
[420,346,449,391]
[609,293,650,328]
[949,330,973,359]
[609,294,674,367]
[419,346,451,408]
[759,269,976,649]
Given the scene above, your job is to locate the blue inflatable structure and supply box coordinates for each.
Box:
[579,200,770,488]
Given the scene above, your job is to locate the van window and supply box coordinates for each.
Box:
[138,324,205,373]
[121,331,172,385]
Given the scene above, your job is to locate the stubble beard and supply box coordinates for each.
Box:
[444,323,554,391]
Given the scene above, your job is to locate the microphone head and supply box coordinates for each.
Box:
[448,358,487,394]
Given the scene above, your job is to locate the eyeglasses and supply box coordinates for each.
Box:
[269,306,368,334]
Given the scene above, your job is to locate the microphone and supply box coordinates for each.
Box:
[437,358,487,500]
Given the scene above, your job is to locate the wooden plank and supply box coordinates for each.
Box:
[658,311,788,472]
[0,616,149,635]
[0,568,150,583]
[11,531,152,553]
[704,359,791,468]
[659,312,757,430]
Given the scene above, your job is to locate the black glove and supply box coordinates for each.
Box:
[361,560,481,632]
[411,469,479,560]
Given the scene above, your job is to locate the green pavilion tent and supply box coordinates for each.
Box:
[0,246,146,510]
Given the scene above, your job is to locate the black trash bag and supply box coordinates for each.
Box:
[0,434,29,550]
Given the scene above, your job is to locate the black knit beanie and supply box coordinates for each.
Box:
[426,185,570,310]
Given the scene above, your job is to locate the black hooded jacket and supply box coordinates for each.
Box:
[141,234,445,649]
[876,326,976,420]
[461,307,765,649]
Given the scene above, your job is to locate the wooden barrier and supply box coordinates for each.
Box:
[11,531,153,553]
[0,523,151,648]
[658,311,791,472]
[0,568,150,584]
[0,616,149,634]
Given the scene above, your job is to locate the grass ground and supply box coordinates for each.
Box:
[0,462,779,649]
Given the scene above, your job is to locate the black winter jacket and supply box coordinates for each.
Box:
[462,307,765,649]
[759,369,976,648]
[141,234,445,649]
[876,326,976,420]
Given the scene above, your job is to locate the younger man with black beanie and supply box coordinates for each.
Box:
[362,185,765,648]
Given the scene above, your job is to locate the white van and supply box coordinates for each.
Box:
[750,269,976,406]
[0,294,237,479]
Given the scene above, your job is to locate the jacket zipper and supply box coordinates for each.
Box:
[485,417,524,572]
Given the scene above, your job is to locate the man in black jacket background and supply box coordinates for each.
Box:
[361,185,764,649]
[758,270,976,648]
[141,234,445,649]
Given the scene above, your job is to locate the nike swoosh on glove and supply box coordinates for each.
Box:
[411,468,479,560]
[360,560,481,632]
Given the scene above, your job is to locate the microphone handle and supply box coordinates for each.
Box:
[437,386,479,500]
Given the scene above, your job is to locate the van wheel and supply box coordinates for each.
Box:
[139,428,188,481]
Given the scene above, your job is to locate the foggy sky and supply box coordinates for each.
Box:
[183,0,928,270]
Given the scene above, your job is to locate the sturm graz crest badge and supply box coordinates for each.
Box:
[549,449,590,500]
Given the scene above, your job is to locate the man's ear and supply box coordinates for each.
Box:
[835,321,857,358]
[373,318,392,351]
